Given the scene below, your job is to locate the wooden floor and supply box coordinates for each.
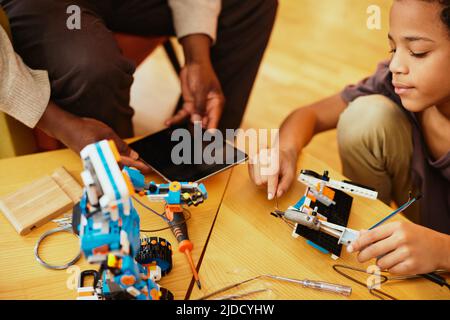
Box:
[131,0,392,173]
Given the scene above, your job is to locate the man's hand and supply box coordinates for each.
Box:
[348,221,450,275]
[165,34,225,129]
[37,102,151,173]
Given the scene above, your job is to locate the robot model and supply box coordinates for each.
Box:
[272,170,378,257]
[74,140,207,299]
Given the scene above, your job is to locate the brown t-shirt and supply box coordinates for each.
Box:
[341,61,450,235]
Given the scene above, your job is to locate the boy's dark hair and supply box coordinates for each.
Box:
[429,0,450,32]
[441,0,450,31]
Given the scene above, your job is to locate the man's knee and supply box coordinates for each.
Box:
[72,55,134,92]
[337,94,410,153]
[51,47,135,138]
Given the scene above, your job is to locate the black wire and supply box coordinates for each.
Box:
[332,264,397,300]
[421,272,450,289]
[139,209,191,233]
[132,195,194,233]
[132,196,168,221]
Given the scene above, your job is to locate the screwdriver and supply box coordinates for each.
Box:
[263,274,352,296]
[168,211,202,289]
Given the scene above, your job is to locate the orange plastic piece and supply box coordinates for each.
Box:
[150,288,160,300]
[78,290,94,297]
[92,244,109,255]
[306,191,316,203]
[178,239,193,253]
[322,186,335,201]
[165,204,182,221]
[120,275,136,286]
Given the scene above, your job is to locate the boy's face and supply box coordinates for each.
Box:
[389,0,450,113]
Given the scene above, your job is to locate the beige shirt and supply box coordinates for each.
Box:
[169,0,221,42]
[0,0,221,128]
[0,26,50,128]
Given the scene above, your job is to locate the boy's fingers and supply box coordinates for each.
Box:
[376,247,409,271]
[267,174,279,200]
[349,224,397,253]
[357,235,398,263]
[276,170,294,198]
[252,157,263,186]
[248,162,256,182]
[387,261,411,275]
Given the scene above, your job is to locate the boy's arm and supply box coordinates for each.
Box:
[249,93,348,199]
[279,93,348,156]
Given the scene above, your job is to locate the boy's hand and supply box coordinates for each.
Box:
[248,148,298,200]
[348,221,450,275]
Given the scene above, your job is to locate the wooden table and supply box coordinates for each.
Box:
[0,148,231,300]
[189,153,450,300]
[0,149,448,300]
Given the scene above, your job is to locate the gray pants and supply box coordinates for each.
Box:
[1,0,278,137]
[337,94,420,223]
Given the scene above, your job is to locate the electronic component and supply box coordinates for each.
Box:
[272,169,377,257]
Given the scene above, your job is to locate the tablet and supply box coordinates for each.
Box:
[129,124,248,182]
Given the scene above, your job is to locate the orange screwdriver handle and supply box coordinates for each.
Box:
[168,212,192,250]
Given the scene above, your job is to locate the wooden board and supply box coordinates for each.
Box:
[0,175,73,235]
[51,166,83,203]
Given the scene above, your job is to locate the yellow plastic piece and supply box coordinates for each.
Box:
[122,171,136,196]
[108,140,121,162]
[169,182,181,192]
[107,254,117,268]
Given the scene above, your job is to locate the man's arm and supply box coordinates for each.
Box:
[168,0,221,43]
[0,26,49,128]
[0,27,150,171]
[165,1,225,129]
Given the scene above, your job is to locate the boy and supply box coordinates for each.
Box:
[249,0,450,275]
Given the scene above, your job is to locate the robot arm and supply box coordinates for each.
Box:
[281,207,359,247]
[76,140,169,300]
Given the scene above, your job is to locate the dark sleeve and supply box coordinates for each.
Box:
[340,60,401,106]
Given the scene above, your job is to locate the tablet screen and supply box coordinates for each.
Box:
[129,123,248,182]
